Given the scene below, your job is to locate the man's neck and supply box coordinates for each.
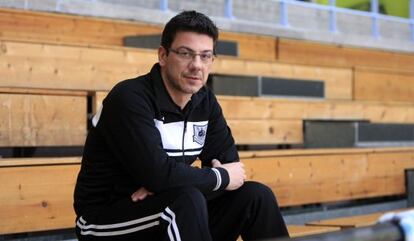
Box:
[170,93,191,110]
[160,73,192,110]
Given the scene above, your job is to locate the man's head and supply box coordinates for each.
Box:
[158,11,219,107]
[161,10,218,53]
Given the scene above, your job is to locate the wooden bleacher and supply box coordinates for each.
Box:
[1,6,414,239]
[306,208,411,229]
[354,67,414,103]
[2,8,412,104]
[0,39,352,100]
[95,91,414,145]
[0,7,277,62]
[0,157,81,234]
[277,38,414,72]
[0,88,87,147]
[1,147,413,235]
[241,147,414,207]
[287,225,340,238]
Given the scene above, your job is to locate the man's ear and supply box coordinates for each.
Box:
[158,46,167,66]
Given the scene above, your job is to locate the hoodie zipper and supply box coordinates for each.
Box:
[181,101,193,163]
[182,119,187,162]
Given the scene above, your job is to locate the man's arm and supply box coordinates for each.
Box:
[212,159,245,190]
[95,82,229,195]
[198,93,240,166]
[198,93,246,193]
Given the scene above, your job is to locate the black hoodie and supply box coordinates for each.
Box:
[74,63,238,216]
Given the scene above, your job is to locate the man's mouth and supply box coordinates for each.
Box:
[184,75,201,81]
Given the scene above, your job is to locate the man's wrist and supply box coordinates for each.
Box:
[211,167,229,191]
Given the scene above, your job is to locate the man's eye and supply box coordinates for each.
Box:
[200,53,212,60]
[179,51,192,58]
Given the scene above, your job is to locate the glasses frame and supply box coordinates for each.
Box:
[168,47,215,64]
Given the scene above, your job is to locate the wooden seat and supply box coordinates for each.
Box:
[0,7,277,62]
[217,96,414,124]
[306,208,413,229]
[0,88,87,147]
[95,92,414,145]
[0,157,81,234]
[236,225,339,240]
[287,225,340,237]
[355,67,414,103]
[0,39,353,100]
[3,147,412,235]
[241,147,414,207]
[2,7,414,238]
[278,38,414,72]
[3,7,414,72]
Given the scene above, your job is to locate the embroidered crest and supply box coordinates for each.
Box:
[193,124,208,145]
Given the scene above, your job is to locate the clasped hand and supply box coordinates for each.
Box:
[212,159,246,190]
[131,159,246,202]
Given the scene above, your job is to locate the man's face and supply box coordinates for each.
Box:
[159,31,214,99]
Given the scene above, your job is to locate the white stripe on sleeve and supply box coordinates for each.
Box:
[211,168,222,191]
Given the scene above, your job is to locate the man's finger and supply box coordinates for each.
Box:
[211,159,221,167]
[131,188,153,202]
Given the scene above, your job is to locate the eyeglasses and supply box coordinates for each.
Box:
[168,47,215,64]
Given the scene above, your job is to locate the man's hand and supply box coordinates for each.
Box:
[131,187,153,202]
[212,159,246,191]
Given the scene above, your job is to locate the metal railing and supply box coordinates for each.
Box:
[159,0,414,41]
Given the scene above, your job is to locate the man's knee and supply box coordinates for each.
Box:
[238,181,278,205]
[172,187,207,211]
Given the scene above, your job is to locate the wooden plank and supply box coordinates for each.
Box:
[307,213,382,229]
[0,41,155,91]
[94,91,414,125]
[217,96,414,124]
[306,208,412,229]
[0,157,81,167]
[239,146,414,159]
[0,8,276,61]
[242,150,414,207]
[0,40,352,99]
[0,148,412,234]
[93,92,303,145]
[218,96,362,120]
[213,57,353,100]
[354,67,414,103]
[288,225,340,237]
[237,225,339,240]
[278,38,414,72]
[0,162,80,234]
[220,31,277,61]
[93,92,414,146]
[0,8,160,46]
[227,120,303,145]
[0,93,87,146]
[0,87,86,96]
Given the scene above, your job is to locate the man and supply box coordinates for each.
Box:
[74,10,288,241]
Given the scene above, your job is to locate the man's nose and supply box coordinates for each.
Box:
[188,55,203,69]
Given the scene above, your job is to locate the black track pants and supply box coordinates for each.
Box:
[75,181,289,241]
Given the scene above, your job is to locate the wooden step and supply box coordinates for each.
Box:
[0,39,353,100]
[288,225,340,237]
[306,208,413,229]
[241,147,414,207]
[0,89,87,147]
[0,157,81,234]
[278,38,414,72]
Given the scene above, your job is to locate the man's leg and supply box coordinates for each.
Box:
[208,181,289,241]
[76,187,212,241]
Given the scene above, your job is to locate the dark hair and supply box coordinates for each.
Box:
[161,10,219,53]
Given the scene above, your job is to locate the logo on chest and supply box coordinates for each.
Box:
[193,124,208,145]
